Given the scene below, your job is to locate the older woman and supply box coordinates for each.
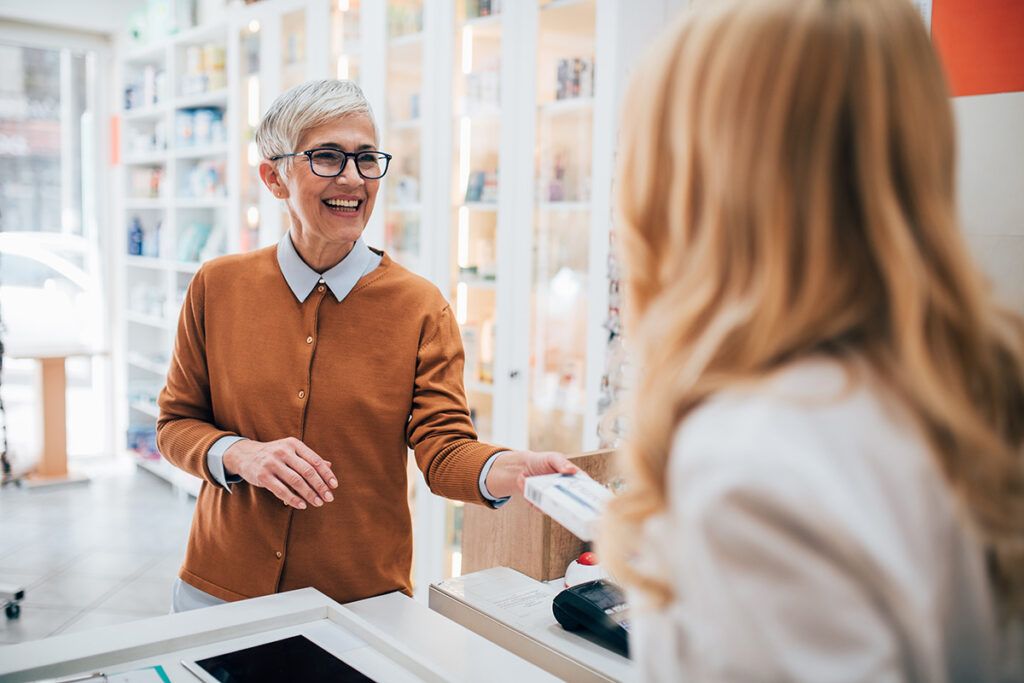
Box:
[157,79,574,611]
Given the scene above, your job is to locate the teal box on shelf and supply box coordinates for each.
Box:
[177,222,212,262]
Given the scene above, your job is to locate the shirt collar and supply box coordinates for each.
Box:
[276,232,376,303]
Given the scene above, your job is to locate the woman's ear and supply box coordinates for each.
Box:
[258,159,289,199]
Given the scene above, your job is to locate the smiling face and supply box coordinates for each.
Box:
[259,114,380,264]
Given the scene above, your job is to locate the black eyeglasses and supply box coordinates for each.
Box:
[270,148,393,180]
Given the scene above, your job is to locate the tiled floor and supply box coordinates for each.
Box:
[0,457,195,646]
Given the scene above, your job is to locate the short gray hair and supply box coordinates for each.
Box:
[255,79,378,176]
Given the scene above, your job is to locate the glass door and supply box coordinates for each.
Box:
[280,9,308,91]
[529,0,596,453]
[451,1,502,445]
[277,9,309,240]
[0,41,110,460]
[439,0,506,580]
[330,0,362,83]
[383,0,425,273]
[237,19,262,252]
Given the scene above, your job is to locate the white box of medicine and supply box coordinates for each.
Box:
[523,472,612,542]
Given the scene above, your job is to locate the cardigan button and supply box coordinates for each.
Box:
[275,551,282,559]
[306,336,313,344]
[317,285,326,293]
[298,390,305,399]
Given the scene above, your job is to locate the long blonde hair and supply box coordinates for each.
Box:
[603,0,1024,615]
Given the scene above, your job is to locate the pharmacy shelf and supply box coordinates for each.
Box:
[118,13,232,511]
[173,89,229,110]
[130,401,161,419]
[463,202,498,212]
[390,32,424,48]
[125,256,164,270]
[174,144,228,159]
[463,14,502,30]
[459,105,501,120]
[125,198,167,209]
[124,151,169,165]
[126,256,202,273]
[174,260,202,273]
[542,0,591,12]
[175,197,228,209]
[172,20,228,46]
[123,41,166,64]
[539,97,594,116]
[123,104,168,122]
[127,352,168,375]
[458,276,497,290]
[126,311,176,330]
[538,201,590,211]
[466,381,495,396]
[134,452,202,498]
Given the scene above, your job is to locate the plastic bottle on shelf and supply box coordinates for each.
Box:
[549,154,566,201]
[479,317,495,383]
[143,219,161,258]
[128,216,144,256]
[149,167,163,198]
[142,65,156,107]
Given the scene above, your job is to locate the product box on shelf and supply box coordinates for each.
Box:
[127,425,158,459]
[130,167,165,198]
[176,108,225,147]
[124,65,167,111]
[127,215,162,257]
[182,159,226,198]
[555,57,595,101]
[181,43,227,96]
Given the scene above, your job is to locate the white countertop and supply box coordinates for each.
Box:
[0,587,557,682]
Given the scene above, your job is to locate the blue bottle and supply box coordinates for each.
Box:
[128,216,144,256]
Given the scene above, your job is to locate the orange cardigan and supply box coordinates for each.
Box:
[157,246,503,603]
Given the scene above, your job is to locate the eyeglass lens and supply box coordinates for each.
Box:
[309,150,388,179]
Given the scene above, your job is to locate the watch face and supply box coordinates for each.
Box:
[189,635,376,682]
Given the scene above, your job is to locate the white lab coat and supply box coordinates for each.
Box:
[631,357,1022,682]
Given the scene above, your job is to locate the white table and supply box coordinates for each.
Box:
[4,344,104,487]
[0,588,558,682]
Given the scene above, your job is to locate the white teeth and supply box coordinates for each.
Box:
[324,198,359,208]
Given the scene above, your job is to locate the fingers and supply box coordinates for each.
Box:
[282,452,333,506]
[261,474,310,510]
[247,438,338,510]
[553,454,579,475]
[291,439,339,490]
[535,451,578,476]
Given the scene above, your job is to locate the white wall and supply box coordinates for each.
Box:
[954,92,1024,313]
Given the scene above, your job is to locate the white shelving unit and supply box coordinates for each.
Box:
[116,10,235,498]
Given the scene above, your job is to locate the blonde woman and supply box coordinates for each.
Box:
[603,0,1024,681]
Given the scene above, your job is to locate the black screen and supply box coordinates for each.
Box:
[192,634,377,682]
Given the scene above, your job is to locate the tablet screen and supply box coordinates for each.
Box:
[188,634,376,682]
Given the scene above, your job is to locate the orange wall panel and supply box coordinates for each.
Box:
[931,0,1024,97]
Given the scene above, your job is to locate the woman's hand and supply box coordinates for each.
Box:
[223,437,338,510]
[484,450,579,499]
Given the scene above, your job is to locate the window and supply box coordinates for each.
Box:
[0,37,110,461]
